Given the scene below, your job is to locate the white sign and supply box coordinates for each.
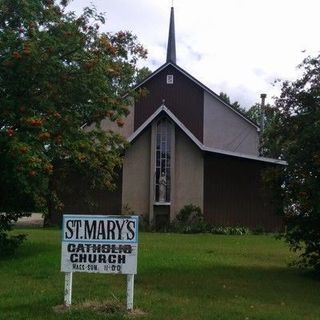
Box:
[61,215,138,274]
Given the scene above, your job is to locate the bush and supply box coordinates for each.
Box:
[0,212,29,257]
[169,205,254,235]
[0,233,26,257]
[122,203,259,236]
[171,204,208,233]
[175,204,203,223]
[209,225,251,235]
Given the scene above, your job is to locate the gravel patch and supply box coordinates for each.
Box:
[16,213,44,227]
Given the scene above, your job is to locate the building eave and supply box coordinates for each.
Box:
[132,62,172,92]
[133,62,259,130]
[202,146,287,165]
[127,104,286,165]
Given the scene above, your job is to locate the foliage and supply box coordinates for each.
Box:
[171,204,207,233]
[135,66,152,85]
[246,102,282,155]
[175,204,203,223]
[209,225,251,235]
[0,0,147,226]
[263,54,320,272]
[219,91,246,113]
[149,204,256,235]
[0,212,29,256]
[246,102,278,126]
[123,204,251,235]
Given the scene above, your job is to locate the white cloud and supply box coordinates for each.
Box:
[66,0,320,108]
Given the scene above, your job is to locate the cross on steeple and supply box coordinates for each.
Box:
[166,6,176,64]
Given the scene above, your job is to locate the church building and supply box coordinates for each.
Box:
[66,7,285,230]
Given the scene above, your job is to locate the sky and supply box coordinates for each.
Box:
[66,0,320,108]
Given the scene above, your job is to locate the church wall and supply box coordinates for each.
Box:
[122,127,151,217]
[203,91,259,156]
[134,65,204,142]
[173,127,204,217]
[203,153,282,231]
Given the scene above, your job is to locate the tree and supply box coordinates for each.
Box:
[0,0,147,242]
[246,103,261,124]
[263,54,320,272]
[219,91,246,113]
[135,66,152,85]
[246,102,282,155]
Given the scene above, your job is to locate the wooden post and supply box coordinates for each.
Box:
[127,274,134,311]
[64,272,73,307]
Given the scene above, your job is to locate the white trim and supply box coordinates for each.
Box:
[164,106,204,150]
[154,202,171,206]
[132,63,170,91]
[127,105,286,166]
[133,62,259,130]
[202,146,287,165]
[128,106,164,143]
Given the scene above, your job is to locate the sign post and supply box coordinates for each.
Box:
[127,274,134,311]
[64,272,73,306]
[61,214,138,309]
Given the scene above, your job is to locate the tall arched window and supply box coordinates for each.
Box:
[155,118,171,203]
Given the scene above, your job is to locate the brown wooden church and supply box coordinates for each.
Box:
[64,7,285,230]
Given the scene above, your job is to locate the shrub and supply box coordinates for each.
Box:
[171,204,208,233]
[210,225,251,235]
[0,233,26,257]
[175,204,203,224]
[0,212,29,257]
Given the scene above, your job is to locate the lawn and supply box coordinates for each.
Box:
[0,229,320,320]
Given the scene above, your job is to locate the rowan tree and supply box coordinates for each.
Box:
[263,54,320,272]
[0,0,147,246]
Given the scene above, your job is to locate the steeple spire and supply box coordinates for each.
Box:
[166,6,176,64]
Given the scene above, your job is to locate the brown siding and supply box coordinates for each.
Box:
[135,65,204,142]
[203,153,282,231]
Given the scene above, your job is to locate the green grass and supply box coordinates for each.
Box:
[1,229,320,319]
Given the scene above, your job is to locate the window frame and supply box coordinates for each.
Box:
[154,117,172,204]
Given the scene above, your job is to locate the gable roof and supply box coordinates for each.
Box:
[128,104,286,165]
[133,62,260,130]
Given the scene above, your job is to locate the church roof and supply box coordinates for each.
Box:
[128,104,286,165]
[133,6,259,129]
[128,6,286,165]
[133,61,259,130]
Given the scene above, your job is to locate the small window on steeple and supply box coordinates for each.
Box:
[166,75,174,84]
